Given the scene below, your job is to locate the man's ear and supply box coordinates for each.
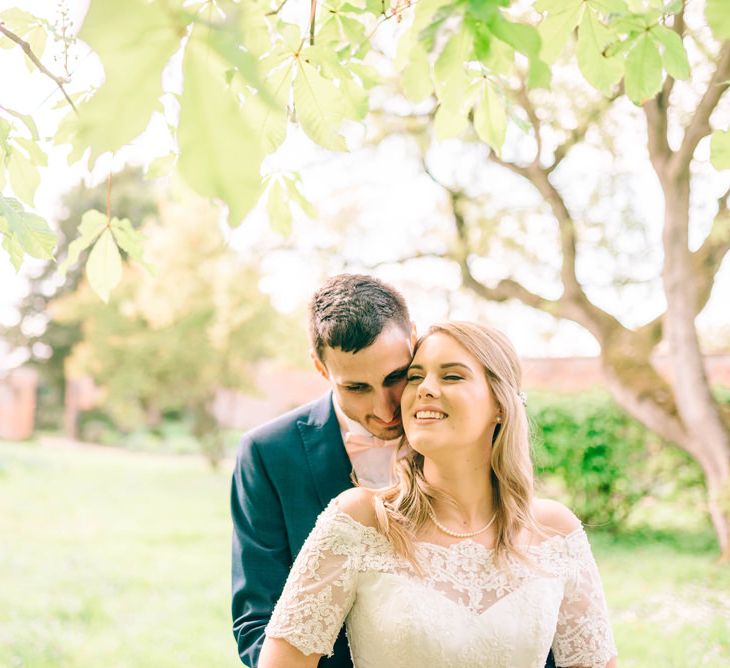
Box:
[310,348,329,380]
[409,322,417,350]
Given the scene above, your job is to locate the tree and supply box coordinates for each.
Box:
[3,168,157,428]
[0,1,729,555]
[52,186,305,465]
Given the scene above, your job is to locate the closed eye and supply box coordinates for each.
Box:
[443,375,463,381]
[406,374,423,382]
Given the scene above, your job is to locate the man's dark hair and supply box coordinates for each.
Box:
[309,274,410,362]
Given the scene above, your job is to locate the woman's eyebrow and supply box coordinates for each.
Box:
[408,363,472,371]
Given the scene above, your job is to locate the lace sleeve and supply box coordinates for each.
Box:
[552,529,617,668]
[265,504,364,657]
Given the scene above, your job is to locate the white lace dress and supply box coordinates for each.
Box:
[266,502,617,668]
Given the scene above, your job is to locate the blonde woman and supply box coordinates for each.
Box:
[259,322,618,668]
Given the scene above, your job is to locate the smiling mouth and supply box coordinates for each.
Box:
[414,410,447,420]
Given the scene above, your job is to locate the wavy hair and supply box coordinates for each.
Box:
[372,321,541,564]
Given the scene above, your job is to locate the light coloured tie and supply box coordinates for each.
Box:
[345,432,399,455]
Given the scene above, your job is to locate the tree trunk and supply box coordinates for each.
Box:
[660,167,730,560]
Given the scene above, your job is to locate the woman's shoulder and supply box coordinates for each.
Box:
[532,498,582,537]
[333,487,380,530]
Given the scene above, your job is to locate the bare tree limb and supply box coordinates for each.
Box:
[660,6,685,107]
[672,42,730,177]
[643,95,672,170]
[515,83,542,167]
[367,251,449,268]
[691,190,730,307]
[0,22,78,114]
[547,93,619,174]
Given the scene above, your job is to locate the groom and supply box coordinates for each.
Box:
[230,273,557,668]
[231,274,415,667]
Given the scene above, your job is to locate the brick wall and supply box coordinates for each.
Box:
[0,368,38,440]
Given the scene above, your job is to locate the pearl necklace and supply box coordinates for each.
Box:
[428,509,497,538]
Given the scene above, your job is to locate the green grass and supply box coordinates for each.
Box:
[0,440,241,668]
[1,440,729,667]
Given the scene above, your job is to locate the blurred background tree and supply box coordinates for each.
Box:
[3,168,158,429]
[51,186,305,466]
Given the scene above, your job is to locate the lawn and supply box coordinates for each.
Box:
[1,439,729,667]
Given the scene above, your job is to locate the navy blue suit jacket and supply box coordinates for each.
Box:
[230,392,556,668]
[231,393,355,668]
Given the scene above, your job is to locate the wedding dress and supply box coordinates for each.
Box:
[267,502,617,668]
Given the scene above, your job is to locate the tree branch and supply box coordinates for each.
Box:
[515,83,542,167]
[366,250,449,269]
[0,22,78,114]
[266,0,291,16]
[672,42,730,177]
[547,93,619,174]
[309,0,317,45]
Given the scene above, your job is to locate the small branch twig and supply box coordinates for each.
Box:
[515,83,542,167]
[106,173,112,225]
[309,0,317,45]
[266,0,291,16]
[673,42,730,176]
[0,22,78,114]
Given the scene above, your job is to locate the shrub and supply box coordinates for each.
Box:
[528,391,705,533]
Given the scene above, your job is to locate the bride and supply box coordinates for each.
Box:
[259,321,618,668]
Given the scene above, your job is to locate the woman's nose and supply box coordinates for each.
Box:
[417,375,439,399]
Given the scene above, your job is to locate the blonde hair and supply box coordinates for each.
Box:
[373,321,540,564]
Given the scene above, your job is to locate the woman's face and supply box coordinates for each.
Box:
[401,332,500,456]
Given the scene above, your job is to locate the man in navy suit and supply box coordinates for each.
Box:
[231,274,415,668]
[230,273,557,668]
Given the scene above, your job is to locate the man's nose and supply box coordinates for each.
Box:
[373,388,400,422]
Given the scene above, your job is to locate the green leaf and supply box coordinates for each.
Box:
[473,79,506,156]
[401,43,433,102]
[528,57,551,89]
[266,180,293,236]
[710,130,730,170]
[0,195,55,266]
[178,32,265,226]
[537,0,584,63]
[110,217,147,265]
[86,228,122,303]
[58,209,107,277]
[624,33,663,104]
[0,106,39,140]
[433,26,473,112]
[8,147,40,205]
[285,175,317,218]
[57,0,181,163]
[706,0,730,40]
[588,0,629,14]
[304,45,368,121]
[650,25,689,81]
[576,9,624,95]
[238,2,272,58]
[201,18,274,105]
[434,105,469,140]
[145,152,177,180]
[1,231,24,270]
[293,60,348,151]
[489,15,541,58]
[13,137,47,166]
[243,70,291,154]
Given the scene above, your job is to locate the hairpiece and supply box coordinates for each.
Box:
[517,391,527,407]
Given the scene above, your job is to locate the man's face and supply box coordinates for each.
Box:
[314,324,416,440]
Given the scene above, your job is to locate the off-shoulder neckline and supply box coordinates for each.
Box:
[324,503,586,555]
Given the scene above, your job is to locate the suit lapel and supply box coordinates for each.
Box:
[297,393,354,509]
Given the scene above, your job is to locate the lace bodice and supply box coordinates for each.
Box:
[267,502,617,668]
